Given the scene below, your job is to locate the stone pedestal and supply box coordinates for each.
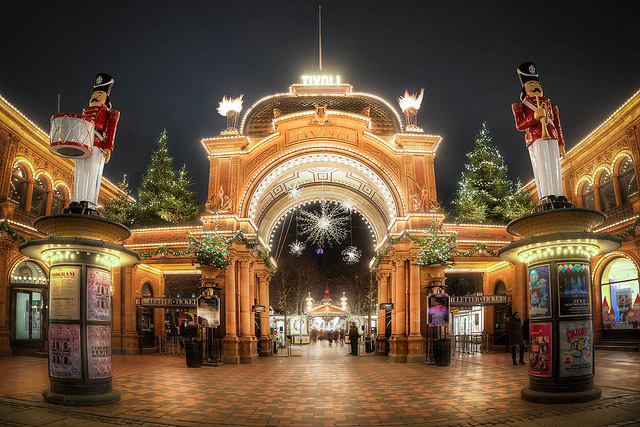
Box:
[259,336,272,356]
[19,214,139,406]
[388,336,408,363]
[407,336,426,363]
[499,208,620,403]
[222,336,240,364]
[238,336,258,364]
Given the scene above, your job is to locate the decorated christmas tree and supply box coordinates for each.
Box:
[103,174,136,227]
[135,130,200,226]
[188,231,232,269]
[453,122,533,223]
[414,221,457,267]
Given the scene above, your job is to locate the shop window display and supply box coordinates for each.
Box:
[600,257,640,330]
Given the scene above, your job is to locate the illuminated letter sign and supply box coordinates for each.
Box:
[300,75,342,85]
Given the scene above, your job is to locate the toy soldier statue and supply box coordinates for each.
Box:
[71,73,120,213]
[512,62,570,209]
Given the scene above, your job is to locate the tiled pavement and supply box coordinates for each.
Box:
[1,343,640,426]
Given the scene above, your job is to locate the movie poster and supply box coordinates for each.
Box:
[529,323,552,377]
[87,268,111,321]
[529,265,551,318]
[49,267,80,320]
[428,294,450,326]
[49,324,81,378]
[197,296,220,327]
[557,263,591,316]
[87,325,112,379]
[559,321,593,377]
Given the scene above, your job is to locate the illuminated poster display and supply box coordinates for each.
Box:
[528,265,551,318]
[87,268,111,321]
[49,267,81,320]
[428,294,450,326]
[529,323,552,377]
[49,324,81,378]
[557,263,591,316]
[87,325,112,379]
[559,321,593,377]
[197,296,220,327]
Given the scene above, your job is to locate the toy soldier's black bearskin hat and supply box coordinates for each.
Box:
[91,73,114,108]
[517,62,539,100]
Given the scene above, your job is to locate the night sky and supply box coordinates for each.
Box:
[2,1,639,210]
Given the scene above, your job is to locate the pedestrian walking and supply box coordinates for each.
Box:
[507,312,525,365]
[349,324,359,355]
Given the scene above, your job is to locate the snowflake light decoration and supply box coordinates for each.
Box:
[341,199,355,212]
[288,185,300,199]
[289,240,306,256]
[342,246,362,264]
[299,201,349,247]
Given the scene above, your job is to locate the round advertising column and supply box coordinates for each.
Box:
[19,215,140,406]
[498,208,620,403]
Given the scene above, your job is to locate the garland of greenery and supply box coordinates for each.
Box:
[370,224,498,270]
[137,230,274,272]
[616,216,640,239]
[0,220,27,243]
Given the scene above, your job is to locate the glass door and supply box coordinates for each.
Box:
[13,290,43,341]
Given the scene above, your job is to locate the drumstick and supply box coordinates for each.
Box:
[57,93,60,114]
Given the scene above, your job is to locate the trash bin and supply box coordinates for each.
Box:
[365,337,374,353]
[185,339,203,367]
[434,338,451,366]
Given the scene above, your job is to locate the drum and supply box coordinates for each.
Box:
[49,113,94,159]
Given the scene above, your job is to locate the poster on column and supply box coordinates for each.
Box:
[49,267,80,320]
[559,321,593,377]
[528,265,551,318]
[197,296,220,327]
[529,323,552,376]
[87,325,112,378]
[557,263,591,316]
[87,268,111,321]
[428,294,450,326]
[49,324,81,378]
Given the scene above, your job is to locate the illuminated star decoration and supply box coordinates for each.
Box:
[299,201,349,248]
[289,240,306,256]
[342,246,362,264]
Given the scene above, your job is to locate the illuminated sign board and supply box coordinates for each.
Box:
[300,75,342,85]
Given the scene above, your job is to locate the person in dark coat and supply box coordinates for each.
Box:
[522,317,530,349]
[507,312,525,365]
[348,324,359,355]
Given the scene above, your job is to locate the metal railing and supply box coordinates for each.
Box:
[454,334,489,354]
[158,335,187,356]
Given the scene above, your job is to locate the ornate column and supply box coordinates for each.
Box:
[238,256,257,363]
[0,242,13,355]
[23,179,34,212]
[389,256,408,362]
[222,257,239,364]
[257,271,271,356]
[375,270,390,355]
[407,259,425,362]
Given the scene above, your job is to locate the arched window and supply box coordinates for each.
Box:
[141,283,153,297]
[494,281,506,295]
[30,176,48,216]
[618,157,638,203]
[581,182,596,210]
[600,257,639,330]
[50,185,66,215]
[598,171,617,212]
[8,165,28,208]
[10,260,48,285]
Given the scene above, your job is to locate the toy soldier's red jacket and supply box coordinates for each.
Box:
[511,95,564,148]
[82,104,120,151]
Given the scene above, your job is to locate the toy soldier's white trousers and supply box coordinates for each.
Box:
[73,148,105,205]
[528,138,563,200]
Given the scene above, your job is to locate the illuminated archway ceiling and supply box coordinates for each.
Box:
[242,94,402,136]
[252,165,393,227]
